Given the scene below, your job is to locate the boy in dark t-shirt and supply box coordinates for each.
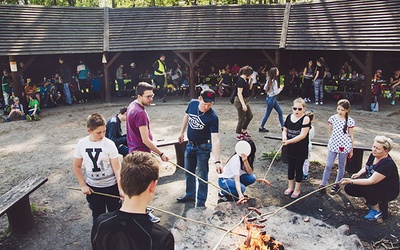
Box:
[91,151,174,250]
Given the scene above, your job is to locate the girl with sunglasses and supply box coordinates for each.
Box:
[282,98,311,198]
[316,99,355,196]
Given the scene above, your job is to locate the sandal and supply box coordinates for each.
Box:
[284,189,293,196]
[291,191,301,199]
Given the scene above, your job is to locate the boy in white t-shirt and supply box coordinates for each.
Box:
[73,113,122,221]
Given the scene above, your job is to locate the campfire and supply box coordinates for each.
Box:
[172,203,363,249]
[236,220,284,250]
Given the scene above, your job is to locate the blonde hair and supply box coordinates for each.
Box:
[293,97,306,107]
[374,136,393,152]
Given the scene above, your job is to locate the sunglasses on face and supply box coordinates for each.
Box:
[292,107,303,111]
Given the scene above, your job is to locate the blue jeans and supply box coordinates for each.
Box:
[63,83,72,104]
[314,79,324,103]
[184,142,212,206]
[260,95,284,128]
[218,173,256,197]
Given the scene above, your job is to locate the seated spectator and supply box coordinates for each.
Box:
[374,69,383,82]
[26,93,40,121]
[49,81,61,106]
[106,107,128,157]
[218,140,257,202]
[388,69,400,105]
[231,63,240,76]
[341,136,399,221]
[91,151,175,250]
[24,80,40,103]
[40,80,51,108]
[6,97,25,122]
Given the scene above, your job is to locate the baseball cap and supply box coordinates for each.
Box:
[200,89,216,103]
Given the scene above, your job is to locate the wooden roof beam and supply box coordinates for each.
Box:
[279,2,291,49]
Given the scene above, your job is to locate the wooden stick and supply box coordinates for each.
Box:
[67,187,246,238]
[262,144,283,181]
[212,210,255,250]
[155,152,239,200]
[259,182,338,218]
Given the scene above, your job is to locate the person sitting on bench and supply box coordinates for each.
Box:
[341,135,399,221]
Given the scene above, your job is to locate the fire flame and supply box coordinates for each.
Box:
[236,224,284,250]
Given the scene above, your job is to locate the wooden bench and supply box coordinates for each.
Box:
[156,139,188,167]
[0,176,48,234]
[330,90,363,102]
[264,135,371,173]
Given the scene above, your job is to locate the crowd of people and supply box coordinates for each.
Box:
[1,57,104,122]
[2,56,399,248]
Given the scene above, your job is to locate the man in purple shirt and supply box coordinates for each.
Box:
[126,82,169,223]
[126,82,169,162]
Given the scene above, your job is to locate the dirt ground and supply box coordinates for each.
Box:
[0,93,399,249]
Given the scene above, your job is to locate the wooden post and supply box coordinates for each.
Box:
[9,56,23,100]
[363,51,373,111]
[103,54,111,103]
[7,196,34,234]
[189,52,195,99]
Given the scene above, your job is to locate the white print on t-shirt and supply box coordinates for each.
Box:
[188,113,205,130]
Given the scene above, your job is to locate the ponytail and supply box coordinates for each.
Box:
[343,112,348,134]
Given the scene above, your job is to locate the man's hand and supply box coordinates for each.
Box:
[161,154,169,162]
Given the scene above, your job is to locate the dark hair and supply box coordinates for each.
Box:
[266,67,279,92]
[240,139,256,171]
[337,99,350,134]
[119,106,127,115]
[121,151,159,197]
[87,113,106,131]
[135,82,154,96]
[238,65,253,77]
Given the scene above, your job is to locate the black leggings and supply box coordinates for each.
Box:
[287,156,305,183]
[344,182,398,206]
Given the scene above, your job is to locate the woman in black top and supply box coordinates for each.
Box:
[233,66,254,141]
[341,136,399,221]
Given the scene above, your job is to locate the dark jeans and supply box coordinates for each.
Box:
[154,75,166,99]
[184,142,212,206]
[86,183,121,221]
[117,79,125,96]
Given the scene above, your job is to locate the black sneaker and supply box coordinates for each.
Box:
[302,175,309,181]
[329,184,340,195]
[218,191,228,202]
[259,127,269,132]
[315,186,326,197]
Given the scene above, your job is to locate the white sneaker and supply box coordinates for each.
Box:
[320,101,323,105]
[315,102,319,105]
[307,98,311,102]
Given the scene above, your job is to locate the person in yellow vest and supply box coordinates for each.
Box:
[153,54,168,103]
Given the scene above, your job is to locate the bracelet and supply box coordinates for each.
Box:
[214,161,221,164]
[160,152,164,157]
